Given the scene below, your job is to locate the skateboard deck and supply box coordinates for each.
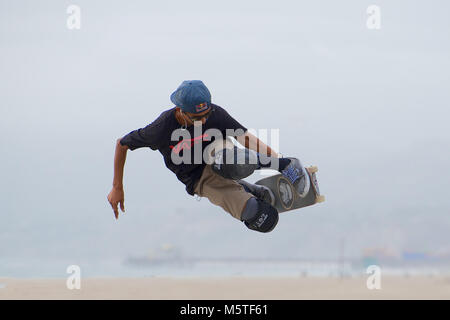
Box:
[255,166,325,213]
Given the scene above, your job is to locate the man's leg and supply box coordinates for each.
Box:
[211,146,310,198]
[194,165,279,233]
[194,165,253,220]
[210,146,259,180]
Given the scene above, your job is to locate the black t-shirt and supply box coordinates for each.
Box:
[120,104,247,195]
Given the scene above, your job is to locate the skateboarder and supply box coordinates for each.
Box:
[107,80,310,233]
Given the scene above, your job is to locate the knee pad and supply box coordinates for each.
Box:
[242,198,279,233]
[211,146,259,180]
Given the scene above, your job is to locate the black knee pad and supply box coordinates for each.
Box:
[211,147,258,180]
[243,198,279,233]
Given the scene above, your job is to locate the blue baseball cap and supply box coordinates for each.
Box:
[170,80,212,114]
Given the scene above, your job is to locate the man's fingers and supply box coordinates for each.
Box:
[110,201,119,219]
[107,194,121,220]
[120,201,125,212]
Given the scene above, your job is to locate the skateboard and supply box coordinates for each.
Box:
[255,166,325,213]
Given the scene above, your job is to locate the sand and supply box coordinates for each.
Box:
[0,276,449,300]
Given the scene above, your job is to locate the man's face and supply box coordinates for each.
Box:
[183,106,214,126]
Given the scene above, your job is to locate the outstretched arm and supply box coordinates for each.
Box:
[107,138,129,219]
[236,131,280,158]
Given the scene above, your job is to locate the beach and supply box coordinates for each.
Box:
[1,276,449,300]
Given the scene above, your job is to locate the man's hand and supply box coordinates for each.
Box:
[107,187,125,219]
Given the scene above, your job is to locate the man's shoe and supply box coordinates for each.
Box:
[280,157,310,198]
[238,180,275,206]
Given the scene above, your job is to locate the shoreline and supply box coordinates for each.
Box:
[1,275,449,300]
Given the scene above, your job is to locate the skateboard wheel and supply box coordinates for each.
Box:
[316,195,325,203]
[307,166,318,173]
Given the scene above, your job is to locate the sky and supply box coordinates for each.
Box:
[1,0,449,277]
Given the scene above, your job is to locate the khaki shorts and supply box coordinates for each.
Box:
[194,165,253,221]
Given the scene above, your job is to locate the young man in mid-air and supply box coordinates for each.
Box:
[107,80,309,233]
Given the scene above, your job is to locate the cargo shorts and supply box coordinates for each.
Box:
[193,165,253,221]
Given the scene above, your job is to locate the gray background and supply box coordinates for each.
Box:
[1,0,449,277]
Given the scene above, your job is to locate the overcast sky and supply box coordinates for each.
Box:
[1,0,449,277]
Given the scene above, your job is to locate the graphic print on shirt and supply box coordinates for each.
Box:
[169,133,210,154]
